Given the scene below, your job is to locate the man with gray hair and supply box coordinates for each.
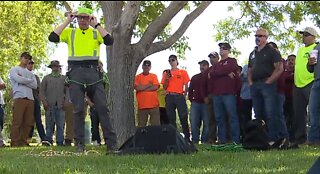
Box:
[248,28,284,144]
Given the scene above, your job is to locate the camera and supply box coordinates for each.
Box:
[165,69,172,77]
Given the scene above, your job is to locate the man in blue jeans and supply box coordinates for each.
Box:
[248,28,284,144]
[27,59,46,143]
[188,60,210,144]
[306,41,320,145]
[209,42,241,144]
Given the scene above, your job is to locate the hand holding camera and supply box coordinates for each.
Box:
[165,69,172,79]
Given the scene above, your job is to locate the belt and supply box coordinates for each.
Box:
[253,78,267,83]
[167,92,183,95]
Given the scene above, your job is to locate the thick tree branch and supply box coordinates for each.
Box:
[99,1,123,33]
[119,1,141,38]
[144,1,212,57]
[62,1,72,12]
[137,1,188,50]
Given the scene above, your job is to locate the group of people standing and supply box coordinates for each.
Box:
[134,26,320,148]
[0,5,320,153]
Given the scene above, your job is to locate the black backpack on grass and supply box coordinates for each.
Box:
[242,119,270,150]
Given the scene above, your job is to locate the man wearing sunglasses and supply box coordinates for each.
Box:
[48,7,117,153]
[248,28,284,145]
[134,60,160,127]
[26,59,46,144]
[208,43,241,144]
[161,55,191,142]
[293,27,318,146]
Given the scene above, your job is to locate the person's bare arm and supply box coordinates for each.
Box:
[265,61,284,84]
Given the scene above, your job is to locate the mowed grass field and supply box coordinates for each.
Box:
[0,143,319,174]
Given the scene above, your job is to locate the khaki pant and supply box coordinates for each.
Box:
[138,108,160,127]
[11,98,34,147]
[64,102,74,141]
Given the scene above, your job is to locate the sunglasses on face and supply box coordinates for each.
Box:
[28,62,34,65]
[168,59,176,62]
[303,33,312,37]
[254,34,266,38]
[219,47,229,50]
[76,15,90,20]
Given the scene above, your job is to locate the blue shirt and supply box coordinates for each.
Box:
[240,65,251,100]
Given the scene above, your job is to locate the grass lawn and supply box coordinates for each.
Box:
[0,144,319,174]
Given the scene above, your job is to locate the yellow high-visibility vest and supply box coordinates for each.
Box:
[60,27,104,61]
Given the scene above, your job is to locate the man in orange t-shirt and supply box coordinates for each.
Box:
[161,54,191,141]
[134,60,160,127]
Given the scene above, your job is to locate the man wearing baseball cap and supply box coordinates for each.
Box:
[305,27,320,146]
[9,52,37,147]
[134,60,160,127]
[292,26,318,146]
[206,51,220,144]
[48,6,117,153]
[188,60,210,144]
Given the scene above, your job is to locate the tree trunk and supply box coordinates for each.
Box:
[107,34,139,147]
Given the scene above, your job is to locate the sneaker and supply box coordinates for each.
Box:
[41,141,52,146]
[278,138,289,150]
[76,143,85,153]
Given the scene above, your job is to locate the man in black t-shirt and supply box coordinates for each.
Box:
[247,28,284,144]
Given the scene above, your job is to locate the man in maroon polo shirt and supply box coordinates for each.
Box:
[209,42,240,144]
[188,60,210,144]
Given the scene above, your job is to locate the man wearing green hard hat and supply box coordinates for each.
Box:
[48,7,117,154]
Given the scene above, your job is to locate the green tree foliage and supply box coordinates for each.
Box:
[0,1,59,75]
[0,1,59,134]
[214,1,320,58]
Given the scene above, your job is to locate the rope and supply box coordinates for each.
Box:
[206,143,247,152]
[26,142,101,157]
[65,76,103,89]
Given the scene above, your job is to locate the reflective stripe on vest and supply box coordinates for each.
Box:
[69,28,99,61]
